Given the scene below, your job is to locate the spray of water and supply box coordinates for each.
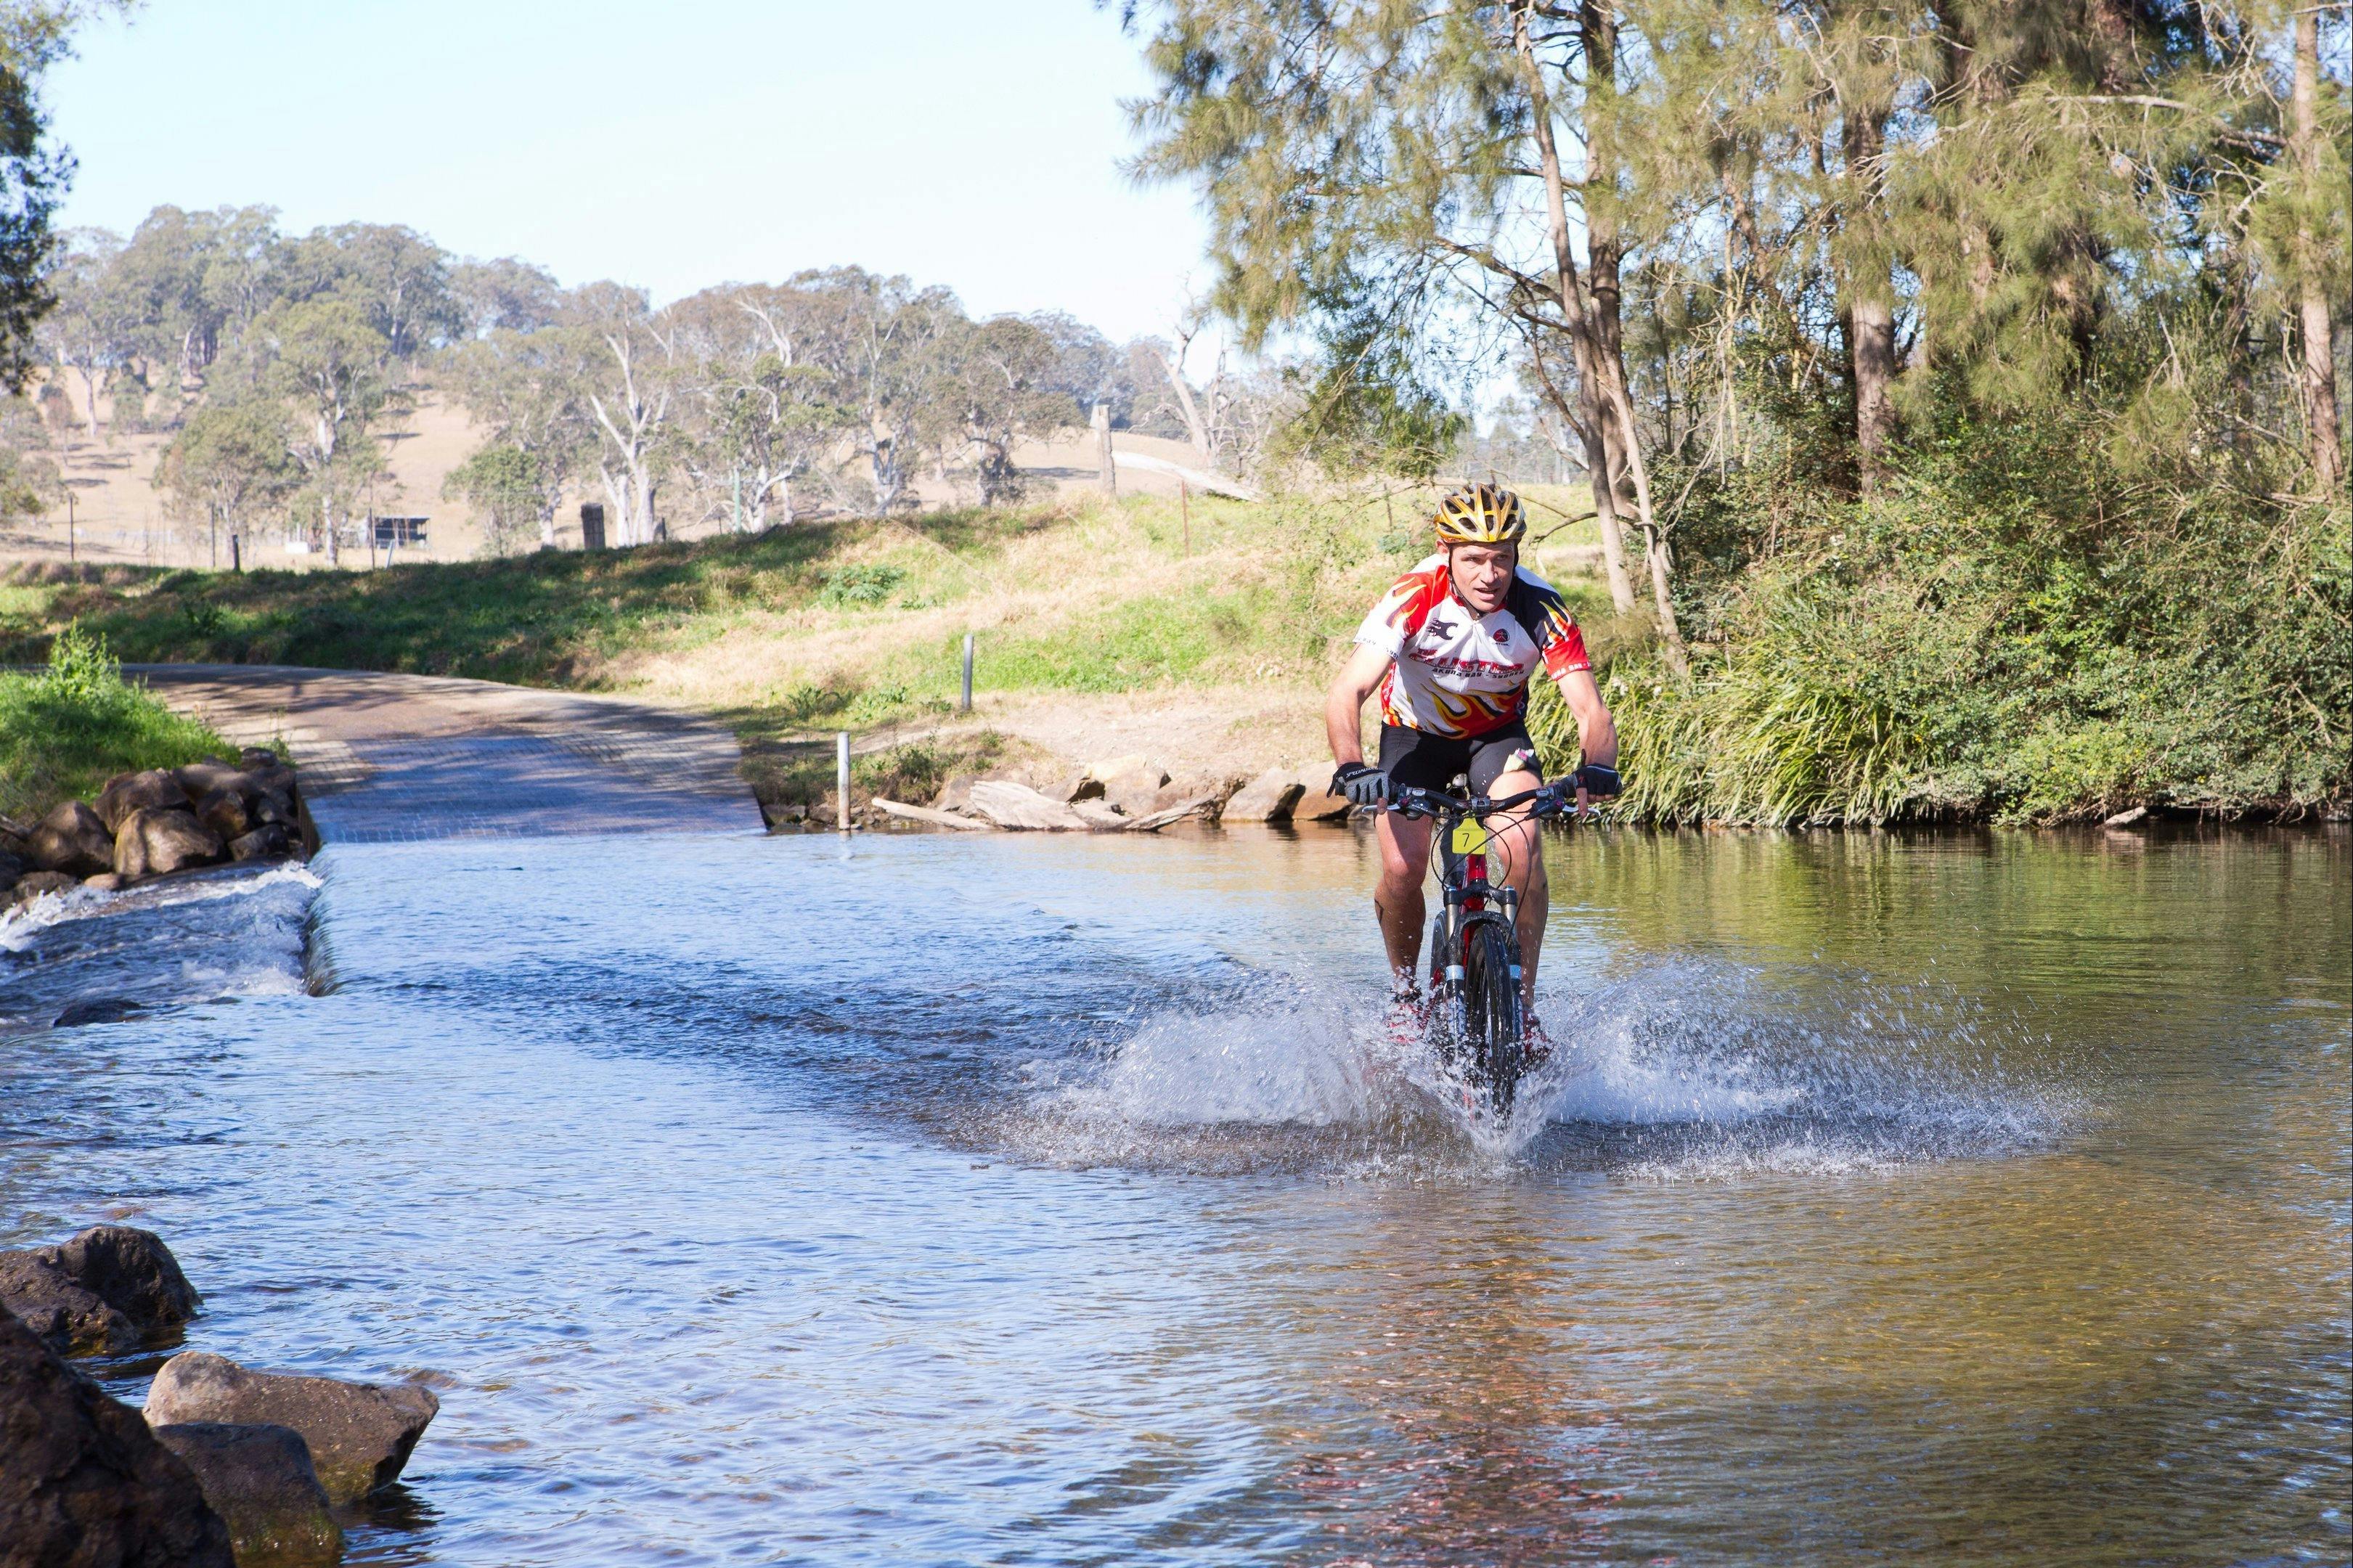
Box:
[1000,955,2073,1180]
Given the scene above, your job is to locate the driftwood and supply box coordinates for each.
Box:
[871,798,995,830]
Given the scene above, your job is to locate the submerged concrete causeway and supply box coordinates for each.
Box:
[128,665,762,843]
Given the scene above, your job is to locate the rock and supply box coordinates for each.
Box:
[2103,805,2149,828]
[963,780,1090,831]
[114,808,226,880]
[250,790,298,828]
[1061,774,1105,803]
[7,870,80,905]
[1294,766,1356,822]
[1096,766,1172,817]
[1123,793,1225,832]
[83,872,126,891]
[0,1304,235,1568]
[28,801,113,875]
[229,825,295,862]
[238,746,281,770]
[194,788,253,844]
[54,997,145,1028]
[144,1353,439,1506]
[1085,752,1148,780]
[0,849,25,884]
[150,1424,343,1567]
[1224,767,1307,823]
[96,769,192,834]
[0,1225,201,1357]
[172,761,248,801]
[1072,800,1129,830]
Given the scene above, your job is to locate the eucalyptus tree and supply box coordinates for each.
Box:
[568,280,675,546]
[153,399,298,565]
[449,256,565,339]
[255,297,392,563]
[438,322,594,547]
[950,313,1083,501]
[666,282,851,531]
[36,228,139,441]
[786,267,966,513]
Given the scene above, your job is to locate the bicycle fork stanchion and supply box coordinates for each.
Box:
[837,731,852,833]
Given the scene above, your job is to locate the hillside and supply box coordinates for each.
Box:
[0,368,1268,573]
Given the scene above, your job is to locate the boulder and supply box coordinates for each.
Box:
[963,780,1089,831]
[7,870,80,905]
[1294,766,1356,822]
[114,808,226,880]
[81,873,126,891]
[1096,764,1172,817]
[1085,752,1149,781]
[150,1424,343,1567]
[95,769,192,834]
[0,848,25,884]
[171,761,248,801]
[229,825,295,862]
[144,1353,439,1506]
[1224,767,1306,823]
[0,1225,201,1357]
[28,801,113,875]
[194,787,253,844]
[1059,774,1105,804]
[238,746,281,770]
[0,1304,235,1568]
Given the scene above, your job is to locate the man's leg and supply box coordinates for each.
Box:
[1481,765,1549,1003]
[1374,808,1434,989]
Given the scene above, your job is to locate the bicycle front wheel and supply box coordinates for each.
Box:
[1461,918,1528,1114]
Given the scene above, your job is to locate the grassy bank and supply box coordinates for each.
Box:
[1,627,237,823]
[2,475,2341,823]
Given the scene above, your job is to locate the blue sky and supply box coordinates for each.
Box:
[44,1,1215,343]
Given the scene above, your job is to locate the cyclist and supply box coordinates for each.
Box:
[1326,482,1620,1021]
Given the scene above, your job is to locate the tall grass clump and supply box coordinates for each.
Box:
[0,624,232,821]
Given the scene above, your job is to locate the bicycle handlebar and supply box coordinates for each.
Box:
[1390,783,1573,821]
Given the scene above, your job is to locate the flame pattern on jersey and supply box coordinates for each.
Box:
[1354,554,1591,738]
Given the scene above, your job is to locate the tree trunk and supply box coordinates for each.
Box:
[1844,107,1899,490]
[1576,372,1639,613]
[2293,7,2344,494]
[1521,1,1686,669]
[1154,348,1212,460]
[1575,0,1641,615]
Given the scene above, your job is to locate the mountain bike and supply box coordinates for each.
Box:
[1391,780,1576,1116]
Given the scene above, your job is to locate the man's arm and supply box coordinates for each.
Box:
[1556,667,1618,769]
[1326,642,1395,766]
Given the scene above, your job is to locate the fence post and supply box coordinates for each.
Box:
[1092,402,1116,496]
[837,731,852,833]
[230,534,242,573]
[1180,477,1190,555]
[960,632,975,714]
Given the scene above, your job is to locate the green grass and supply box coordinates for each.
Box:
[1,626,238,823]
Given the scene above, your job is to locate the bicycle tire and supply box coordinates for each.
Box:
[1461,918,1528,1113]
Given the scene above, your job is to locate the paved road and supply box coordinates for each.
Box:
[129,665,764,843]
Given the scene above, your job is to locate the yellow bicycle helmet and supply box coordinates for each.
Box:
[1432,482,1526,547]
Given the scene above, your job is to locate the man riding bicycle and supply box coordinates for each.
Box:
[1326,482,1620,1024]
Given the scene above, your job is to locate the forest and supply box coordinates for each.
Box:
[1122,0,2352,818]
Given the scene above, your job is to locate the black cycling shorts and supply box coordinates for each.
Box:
[1377,722,1542,794]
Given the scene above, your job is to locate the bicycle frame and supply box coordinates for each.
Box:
[1392,783,1561,1051]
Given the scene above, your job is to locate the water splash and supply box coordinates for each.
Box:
[1003,955,2071,1180]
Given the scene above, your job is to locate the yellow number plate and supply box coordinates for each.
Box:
[1451,817,1489,855]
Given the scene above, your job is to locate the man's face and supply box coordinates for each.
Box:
[1448,543,1516,614]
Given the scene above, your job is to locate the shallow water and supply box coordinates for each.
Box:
[1,823,2345,1566]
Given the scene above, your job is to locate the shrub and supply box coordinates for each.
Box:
[0,624,234,821]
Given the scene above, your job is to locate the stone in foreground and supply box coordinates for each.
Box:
[114,807,227,879]
[1222,767,1306,823]
[7,870,78,904]
[145,1353,440,1506]
[0,1304,235,1568]
[0,1225,201,1357]
[151,1423,343,1567]
[229,825,295,861]
[28,801,114,875]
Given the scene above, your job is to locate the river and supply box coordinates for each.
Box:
[2,823,2346,1566]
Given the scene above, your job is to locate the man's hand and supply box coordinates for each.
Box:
[1332,762,1390,807]
[1571,763,1623,799]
